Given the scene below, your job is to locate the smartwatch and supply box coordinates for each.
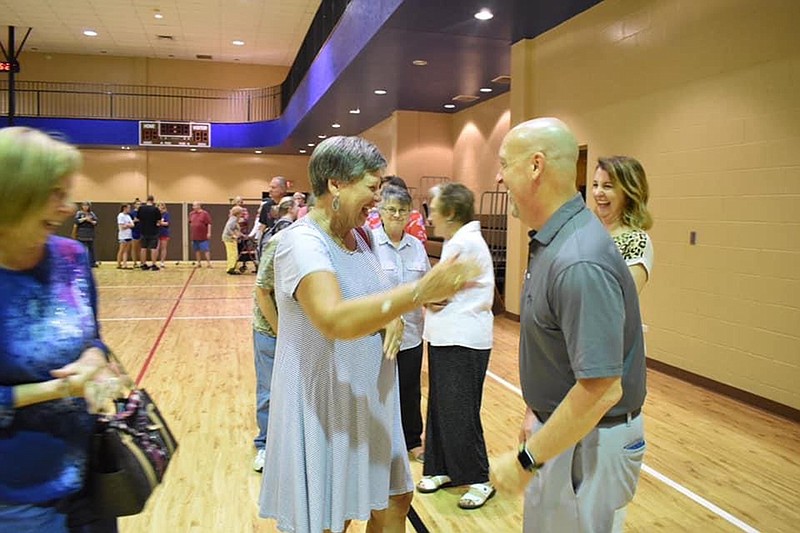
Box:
[517,444,543,472]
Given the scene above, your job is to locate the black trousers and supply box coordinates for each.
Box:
[397,343,424,450]
[423,344,491,486]
[79,239,96,266]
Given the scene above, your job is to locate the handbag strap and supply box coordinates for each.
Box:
[105,351,135,390]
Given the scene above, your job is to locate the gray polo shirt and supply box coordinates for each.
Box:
[520,194,646,417]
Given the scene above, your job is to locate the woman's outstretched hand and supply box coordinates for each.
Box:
[415,253,483,305]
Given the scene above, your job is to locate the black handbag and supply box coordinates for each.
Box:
[87,356,178,518]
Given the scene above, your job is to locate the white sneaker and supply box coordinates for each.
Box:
[253,449,266,472]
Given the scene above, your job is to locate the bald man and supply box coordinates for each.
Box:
[490,118,647,532]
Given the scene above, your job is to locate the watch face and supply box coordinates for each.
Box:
[517,446,535,471]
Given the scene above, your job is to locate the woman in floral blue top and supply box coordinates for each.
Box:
[0,127,117,532]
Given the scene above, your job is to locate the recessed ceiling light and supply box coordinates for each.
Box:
[331,123,341,128]
[443,104,456,109]
[299,149,307,154]
[479,87,493,93]
[307,143,315,147]
[349,108,360,114]
[318,134,327,139]
[254,150,263,154]
[474,7,494,20]
[83,30,98,37]
[154,12,164,19]
[190,148,197,152]
[474,8,494,21]
[373,89,387,95]
[412,59,428,66]
[232,40,245,46]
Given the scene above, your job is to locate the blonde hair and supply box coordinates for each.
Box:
[0,127,81,224]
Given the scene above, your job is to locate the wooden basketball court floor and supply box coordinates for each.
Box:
[92,264,799,532]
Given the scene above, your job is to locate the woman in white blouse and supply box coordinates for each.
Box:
[416,183,496,510]
[372,184,431,464]
[592,156,654,293]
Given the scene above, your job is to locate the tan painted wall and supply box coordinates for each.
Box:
[360,113,398,175]
[74,149,310,204]
[507,0,800,409]
[17,52,287,89]
[394,111,453,193]
[451,93,511,192]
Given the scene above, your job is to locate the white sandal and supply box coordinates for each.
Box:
[458,483,496,509]
[416,474,452,494]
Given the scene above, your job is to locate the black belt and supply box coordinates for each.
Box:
[533,407,641,426]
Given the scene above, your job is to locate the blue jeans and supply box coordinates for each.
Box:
[253,329,276,450]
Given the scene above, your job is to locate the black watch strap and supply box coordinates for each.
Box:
[517,444,542,472]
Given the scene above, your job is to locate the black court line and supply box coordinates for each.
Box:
[407,504,430,533]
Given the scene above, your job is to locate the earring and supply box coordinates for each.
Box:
[332,195,340,212]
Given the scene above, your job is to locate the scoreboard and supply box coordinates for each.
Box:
[0,61,20,73]
[139,121,211,147]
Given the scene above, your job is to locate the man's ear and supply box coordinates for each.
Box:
[530,152,545,177]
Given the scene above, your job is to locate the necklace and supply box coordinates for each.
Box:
[310,211,354,252]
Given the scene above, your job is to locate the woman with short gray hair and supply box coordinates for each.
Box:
[417,182,496,510]
[259,136,482,533]
[373,184,431,464]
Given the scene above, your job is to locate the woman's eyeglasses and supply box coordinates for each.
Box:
[381,206,410,217]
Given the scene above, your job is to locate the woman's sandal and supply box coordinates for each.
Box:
[416,475,452,494]
[458,483,496,510]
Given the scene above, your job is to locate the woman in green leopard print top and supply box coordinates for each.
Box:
[592,156,654,293]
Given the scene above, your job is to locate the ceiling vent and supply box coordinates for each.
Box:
[452,94,479,103]
[491,75,511,84]
[196,54,213,60]
[156,35,175,41]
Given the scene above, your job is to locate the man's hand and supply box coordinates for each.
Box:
[490,449,534,495]
[519,406,536,444]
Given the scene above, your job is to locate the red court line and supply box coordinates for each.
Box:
[134,268,197,386]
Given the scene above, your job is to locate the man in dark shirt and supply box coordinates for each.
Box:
[137,195,162,270]
[490,118,647,532]
[257,176,288,255]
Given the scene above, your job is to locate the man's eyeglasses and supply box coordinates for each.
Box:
[381,206,410,217]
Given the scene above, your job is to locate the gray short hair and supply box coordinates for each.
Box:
[0,127,81,225]
[380,184,412,208]
[308,136,386,197]
[434,183,475,225]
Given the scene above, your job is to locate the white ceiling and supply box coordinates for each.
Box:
[0,0,321,65]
